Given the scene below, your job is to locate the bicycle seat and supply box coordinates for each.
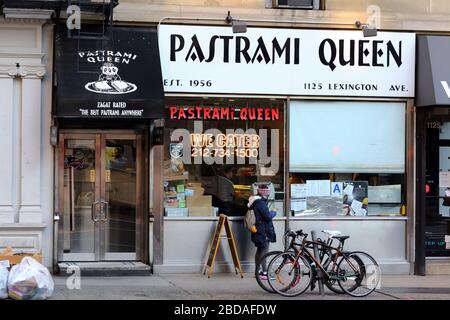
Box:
[321,230,341,238]
[332,235,350,241]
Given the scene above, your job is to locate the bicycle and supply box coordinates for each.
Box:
[307,230,349,294]
[260,229,347,295]
[255,229,303,293]
[267,230,380,297]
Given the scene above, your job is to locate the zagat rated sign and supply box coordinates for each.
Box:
[158,25,416,97]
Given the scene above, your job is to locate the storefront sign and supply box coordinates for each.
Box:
[170,121,279,173]
[159,25,415,97]
[190,133,259,158]
[425,236,448,253]
[54,27,164,118]
[168,105,279,121]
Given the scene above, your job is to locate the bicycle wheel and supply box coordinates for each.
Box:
[267,252,312,297]
[337,251,381,297]
[321,252,348,295]
[302,245,346,295]
[255,250,283,293]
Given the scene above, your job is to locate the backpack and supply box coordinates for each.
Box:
[244,208,256,233]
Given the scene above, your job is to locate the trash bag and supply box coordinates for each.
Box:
[0,265,8,299]
[8,257,54,300]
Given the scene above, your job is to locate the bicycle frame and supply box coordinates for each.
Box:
[281,235,360,284]
[300,239,360,282]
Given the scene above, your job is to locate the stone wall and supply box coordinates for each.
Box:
[113,0,450,32]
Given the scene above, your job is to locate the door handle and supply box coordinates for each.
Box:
[91,200,100,222]
[100,199,109,222]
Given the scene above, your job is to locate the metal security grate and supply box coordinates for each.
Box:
[1,0,119,40]
[65,0,118,40]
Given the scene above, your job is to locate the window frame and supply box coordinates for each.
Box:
[273,0,324,10]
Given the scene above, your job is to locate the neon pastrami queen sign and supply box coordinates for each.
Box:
[168,105,280,121]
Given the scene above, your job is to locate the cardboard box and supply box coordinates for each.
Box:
[0,254,43,267]
[188,206,215,217]
[185,187,205,197]
[187,182,202,188]
[186,195,212,208]
[165,208,188,217]
[186,183,205,196]
[0,247,43,267]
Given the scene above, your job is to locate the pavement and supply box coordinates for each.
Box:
[51,273,450,300]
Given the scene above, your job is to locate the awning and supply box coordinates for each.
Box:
[416,35,450,107]
[54,26,164,118]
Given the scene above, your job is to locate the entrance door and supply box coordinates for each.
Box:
[425,121,450,257]
[58,131,144,261]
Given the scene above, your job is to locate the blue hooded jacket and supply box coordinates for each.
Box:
[248,195,277,248]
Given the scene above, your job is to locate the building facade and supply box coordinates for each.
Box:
[0,6,54,268]
[3,0,450,276]
[156,24,415,275]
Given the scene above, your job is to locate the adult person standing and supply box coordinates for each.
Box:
[248,184,277,278]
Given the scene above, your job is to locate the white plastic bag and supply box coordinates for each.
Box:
[8,257,54,300]
[0,265,8,299]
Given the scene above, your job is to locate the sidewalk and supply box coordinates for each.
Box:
[51,273,450,300]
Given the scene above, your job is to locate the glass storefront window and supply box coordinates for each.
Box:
[163,98,285,218]
[289,100,407,217]
[289,172,405,217]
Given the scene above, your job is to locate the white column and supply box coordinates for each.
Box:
[0,73,15,223]
[19,67,45,223]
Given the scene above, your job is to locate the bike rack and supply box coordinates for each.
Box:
[311,230,325,296]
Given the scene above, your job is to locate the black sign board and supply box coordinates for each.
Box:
[425,234,448,256]
[416,35,450,107]
[54,26,164,118]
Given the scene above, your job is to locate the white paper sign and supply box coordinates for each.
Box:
[159,25,415,97]
[291,199,307,212]
[291,184,307,199]
[440,172,450,188]
[343,184,354,196]
[351,199,367,216]
[331,182,343,197]
[306,180,331,197]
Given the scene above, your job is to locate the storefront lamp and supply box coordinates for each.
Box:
[355,21,377,37]
[225,11,247,34]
